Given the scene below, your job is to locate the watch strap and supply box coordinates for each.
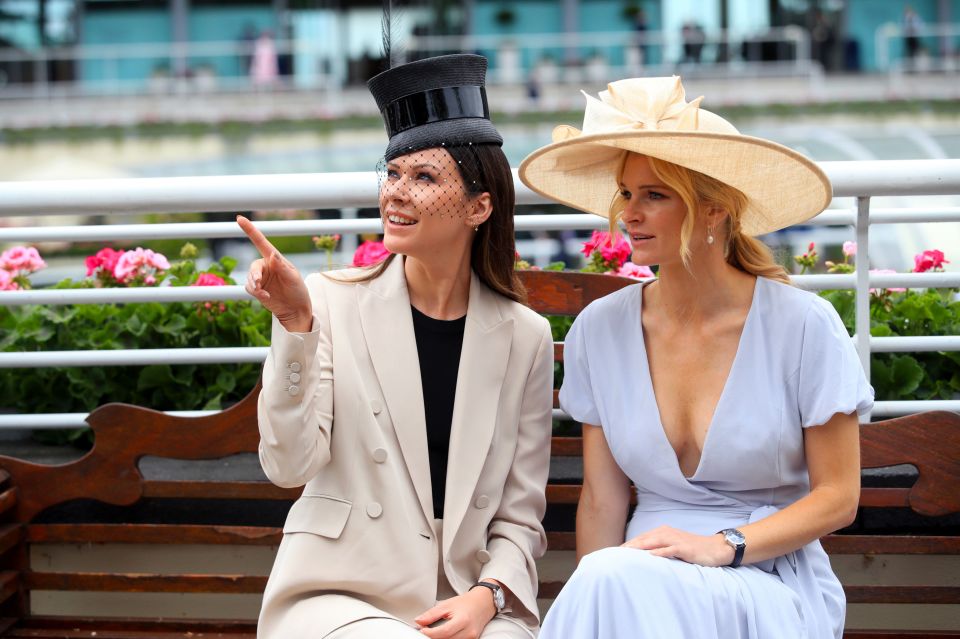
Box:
[717,528,746,568]
[470,581,504,611]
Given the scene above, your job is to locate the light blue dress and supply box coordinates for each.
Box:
[542,277,874,639]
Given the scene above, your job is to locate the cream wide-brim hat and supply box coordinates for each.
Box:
[518,76,831,237]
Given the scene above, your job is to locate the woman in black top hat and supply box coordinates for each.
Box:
[238,54,553,639]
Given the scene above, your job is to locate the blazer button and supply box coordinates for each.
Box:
[370,400,383,415]
[372,448,388,463]
[474,495,490,509]
[475,549,491,564]
[366,502,383,518]
[288,385,300,397]
[289,372,301,384]
[289,362,302,373]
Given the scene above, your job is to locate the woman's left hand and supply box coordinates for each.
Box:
[622,525,735,567]
[415,587,497,639]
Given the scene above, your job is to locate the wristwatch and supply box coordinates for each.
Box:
[717,528,746,568]
[470,581,506,612]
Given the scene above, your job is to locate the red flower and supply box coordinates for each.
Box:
[581,231,632,268]
[353,241,391,267]
[913,249,949,273]
[193,273,227,286]
[85,247,123,277]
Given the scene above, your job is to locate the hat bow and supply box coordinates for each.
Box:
[580,76,703,136]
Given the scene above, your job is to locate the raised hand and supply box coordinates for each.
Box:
[237,215,313,333]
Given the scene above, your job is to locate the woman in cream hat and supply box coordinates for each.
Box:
[520,76,873,639]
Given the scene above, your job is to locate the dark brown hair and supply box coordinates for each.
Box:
[345,145,525,303]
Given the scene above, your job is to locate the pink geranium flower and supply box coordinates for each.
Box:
[0,246,46,274]
[113,247,170,284]
[913,249,949,273]
[193,273,227,286]
[869,268,906,294]
[353,241,391,267]
[611,262,655,280]
[842,241,857,257]
[581,231,632,269]
[85,247,123,277]
[0,268,18,291]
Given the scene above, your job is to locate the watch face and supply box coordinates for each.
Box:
[725,529,746,545]
[493,587,505,610]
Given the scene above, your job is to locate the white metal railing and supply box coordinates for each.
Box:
[875,21,960,71]
[0,26,813,100]
[1,159,959,428]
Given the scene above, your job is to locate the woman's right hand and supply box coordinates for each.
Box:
[237,215,313,333]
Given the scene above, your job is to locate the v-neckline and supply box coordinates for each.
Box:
[637,278,761,481]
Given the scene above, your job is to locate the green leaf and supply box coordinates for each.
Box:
[216,370,236,394]
[203,392,223,410]
[889,355,925,398]
[138,364,174,391]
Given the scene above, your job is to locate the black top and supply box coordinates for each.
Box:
[411,305,466,519]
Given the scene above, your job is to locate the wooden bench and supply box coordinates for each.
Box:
[0,271,957,638]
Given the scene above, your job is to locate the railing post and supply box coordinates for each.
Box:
[855,196,871,384]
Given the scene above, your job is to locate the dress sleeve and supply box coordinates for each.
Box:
[797,295,874,428]
[558,309,602,425]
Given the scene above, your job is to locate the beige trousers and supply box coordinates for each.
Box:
[325,520,536,639]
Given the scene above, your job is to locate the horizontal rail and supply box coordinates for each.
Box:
[0,347,268,368]
[871,336,960,353]
[0,411,216,429]
[3,333,957,370]
[2,161,959,217]
[4,207,960,244]
[4,272,958,307]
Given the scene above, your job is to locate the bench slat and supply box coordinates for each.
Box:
[7,616,256,638]
[25,572,266,594]
[141,481,299,501]
[845,585,960,604]
[27,524,281,546]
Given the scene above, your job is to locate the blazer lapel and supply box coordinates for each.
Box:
[443,272,514,551]
[357,257,433,524]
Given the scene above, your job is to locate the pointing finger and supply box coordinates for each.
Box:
[237,215,278,259]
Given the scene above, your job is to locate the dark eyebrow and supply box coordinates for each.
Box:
[386,163,440,171]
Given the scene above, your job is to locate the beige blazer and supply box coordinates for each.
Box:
[256,257,554,638]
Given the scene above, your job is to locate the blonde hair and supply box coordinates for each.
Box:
[609,154,790,284]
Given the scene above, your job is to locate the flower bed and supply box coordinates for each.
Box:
[0,235,956,446]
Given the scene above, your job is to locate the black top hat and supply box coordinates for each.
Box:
[367,54,503,161]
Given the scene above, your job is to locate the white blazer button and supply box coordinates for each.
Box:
[370,400,383,415]
[475,549,491,563]
[289,372,301,384]
[289,362,301,373]
[288,385,300,396]
[474,495,490,509]
[366,502,383,518]
[372,448,388,463]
